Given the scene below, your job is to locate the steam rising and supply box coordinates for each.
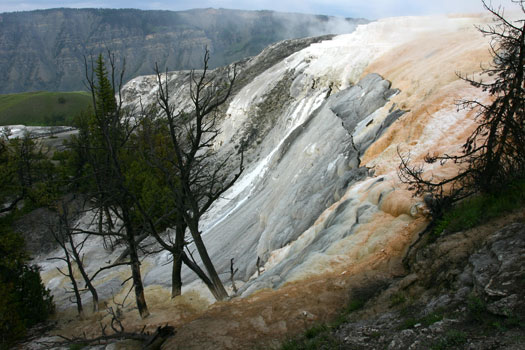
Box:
[270,11,369,36]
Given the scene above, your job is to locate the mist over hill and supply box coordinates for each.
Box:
[0,8,367,93]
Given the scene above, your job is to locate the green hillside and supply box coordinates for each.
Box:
[0,91,91,126]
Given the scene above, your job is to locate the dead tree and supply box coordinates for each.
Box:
[49,197,101,313]
[60,199,100,311]
[150,48,244,301]
[133,117,224,299]
[48,220,84,317]
[230,258,239,294]
[256,257,262,277]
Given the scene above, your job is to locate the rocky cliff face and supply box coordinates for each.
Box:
[0,8,366,93]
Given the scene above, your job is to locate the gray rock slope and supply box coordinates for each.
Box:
[131,36,405,294]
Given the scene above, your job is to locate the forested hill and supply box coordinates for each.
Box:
[0,8,367,93]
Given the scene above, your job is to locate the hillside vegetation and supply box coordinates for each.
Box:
[0,91,91,126]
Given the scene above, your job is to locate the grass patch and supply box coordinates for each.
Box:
[487,316,525,332]
[421,311,445,326]
[68,344,87,350]
[466,294,525,331]
[467,294,487,323]
[400,317,418,330]
[400,310,444,330]
[304,324,328,339]
[0,91,91,126]
[430,330,467,350]
[281,328,341,350]
[389,292,407,307]
[432,178,525,238]
[346,299,365,313]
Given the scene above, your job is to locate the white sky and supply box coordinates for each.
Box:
[0,0,496,19]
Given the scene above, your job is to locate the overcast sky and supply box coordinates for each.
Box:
[0,0,497,19]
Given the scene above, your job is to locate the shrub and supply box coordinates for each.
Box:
[389,292,407,307]
[400,310,444,330]
[430,330,467,350]
[304,324,328,339]
[433,178,525,237]
[467,294,487,324]
[0,230,54,349]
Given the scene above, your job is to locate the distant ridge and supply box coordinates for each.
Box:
[0,8,367,93]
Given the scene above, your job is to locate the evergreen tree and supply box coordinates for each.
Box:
[0,132,54,349]
[0,230,54,349]
[77,52,150,318]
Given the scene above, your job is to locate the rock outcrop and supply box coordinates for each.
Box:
[330,217,525,350]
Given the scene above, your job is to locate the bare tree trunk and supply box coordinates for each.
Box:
[68,238,99,312]
[230,258,238,294]
[181,252,223,301]
[123,210,149,318]
[98,204,104,237]
[65,251,84,317]
[128,234,149,318]
[60,202,100,313]
[171,252,182,298]
[171,223,185,298]
[188,222,228,300]
[129,253,149,319]
[50,210,85,317]
[104,205,114,230]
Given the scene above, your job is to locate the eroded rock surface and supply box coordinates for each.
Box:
[329,219,525,350]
